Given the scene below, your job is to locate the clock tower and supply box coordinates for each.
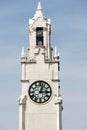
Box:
[18,2,63,130]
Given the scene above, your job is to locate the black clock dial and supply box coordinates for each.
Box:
[29,81,52,103]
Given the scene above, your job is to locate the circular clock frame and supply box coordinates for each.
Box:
[28,80,52,104]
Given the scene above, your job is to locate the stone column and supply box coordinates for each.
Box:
[18,95,27,130]
[54,95,63,130]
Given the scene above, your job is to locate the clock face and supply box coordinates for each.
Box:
[29,81,52,103]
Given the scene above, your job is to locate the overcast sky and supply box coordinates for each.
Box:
[0,0,87,130]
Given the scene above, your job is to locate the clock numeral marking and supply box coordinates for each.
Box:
[36,98,40,102]
[41,98,44,102]
[32,96,37,101]
[44,96,48,100]
[47,93,51,96]
[30,93,33,96]
[30,94,34,98]
[32,85,35,88]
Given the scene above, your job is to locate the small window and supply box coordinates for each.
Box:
[36,27,43,45]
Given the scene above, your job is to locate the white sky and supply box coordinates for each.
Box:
[0,0,87,130]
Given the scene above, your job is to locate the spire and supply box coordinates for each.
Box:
[37,2,42,10]
[29,2,47,25]
[33,2,45,20]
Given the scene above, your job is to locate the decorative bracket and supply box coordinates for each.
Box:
[54,95,63,105]
[17,95,27,105]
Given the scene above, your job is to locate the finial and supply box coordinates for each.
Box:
[32,2,45,21]
[54,47,58,56]
[37,2,42,10]
[54,47,59,60]
[21,47,26,58]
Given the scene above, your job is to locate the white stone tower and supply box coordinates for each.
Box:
[18,2,63,130]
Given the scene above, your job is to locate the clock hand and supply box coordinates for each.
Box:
[39,86,43,93]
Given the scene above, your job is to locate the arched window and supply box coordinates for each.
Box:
[36,27,43,45]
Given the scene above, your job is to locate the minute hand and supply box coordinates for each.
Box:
[41,90,50,93]
[39,86,43,93]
